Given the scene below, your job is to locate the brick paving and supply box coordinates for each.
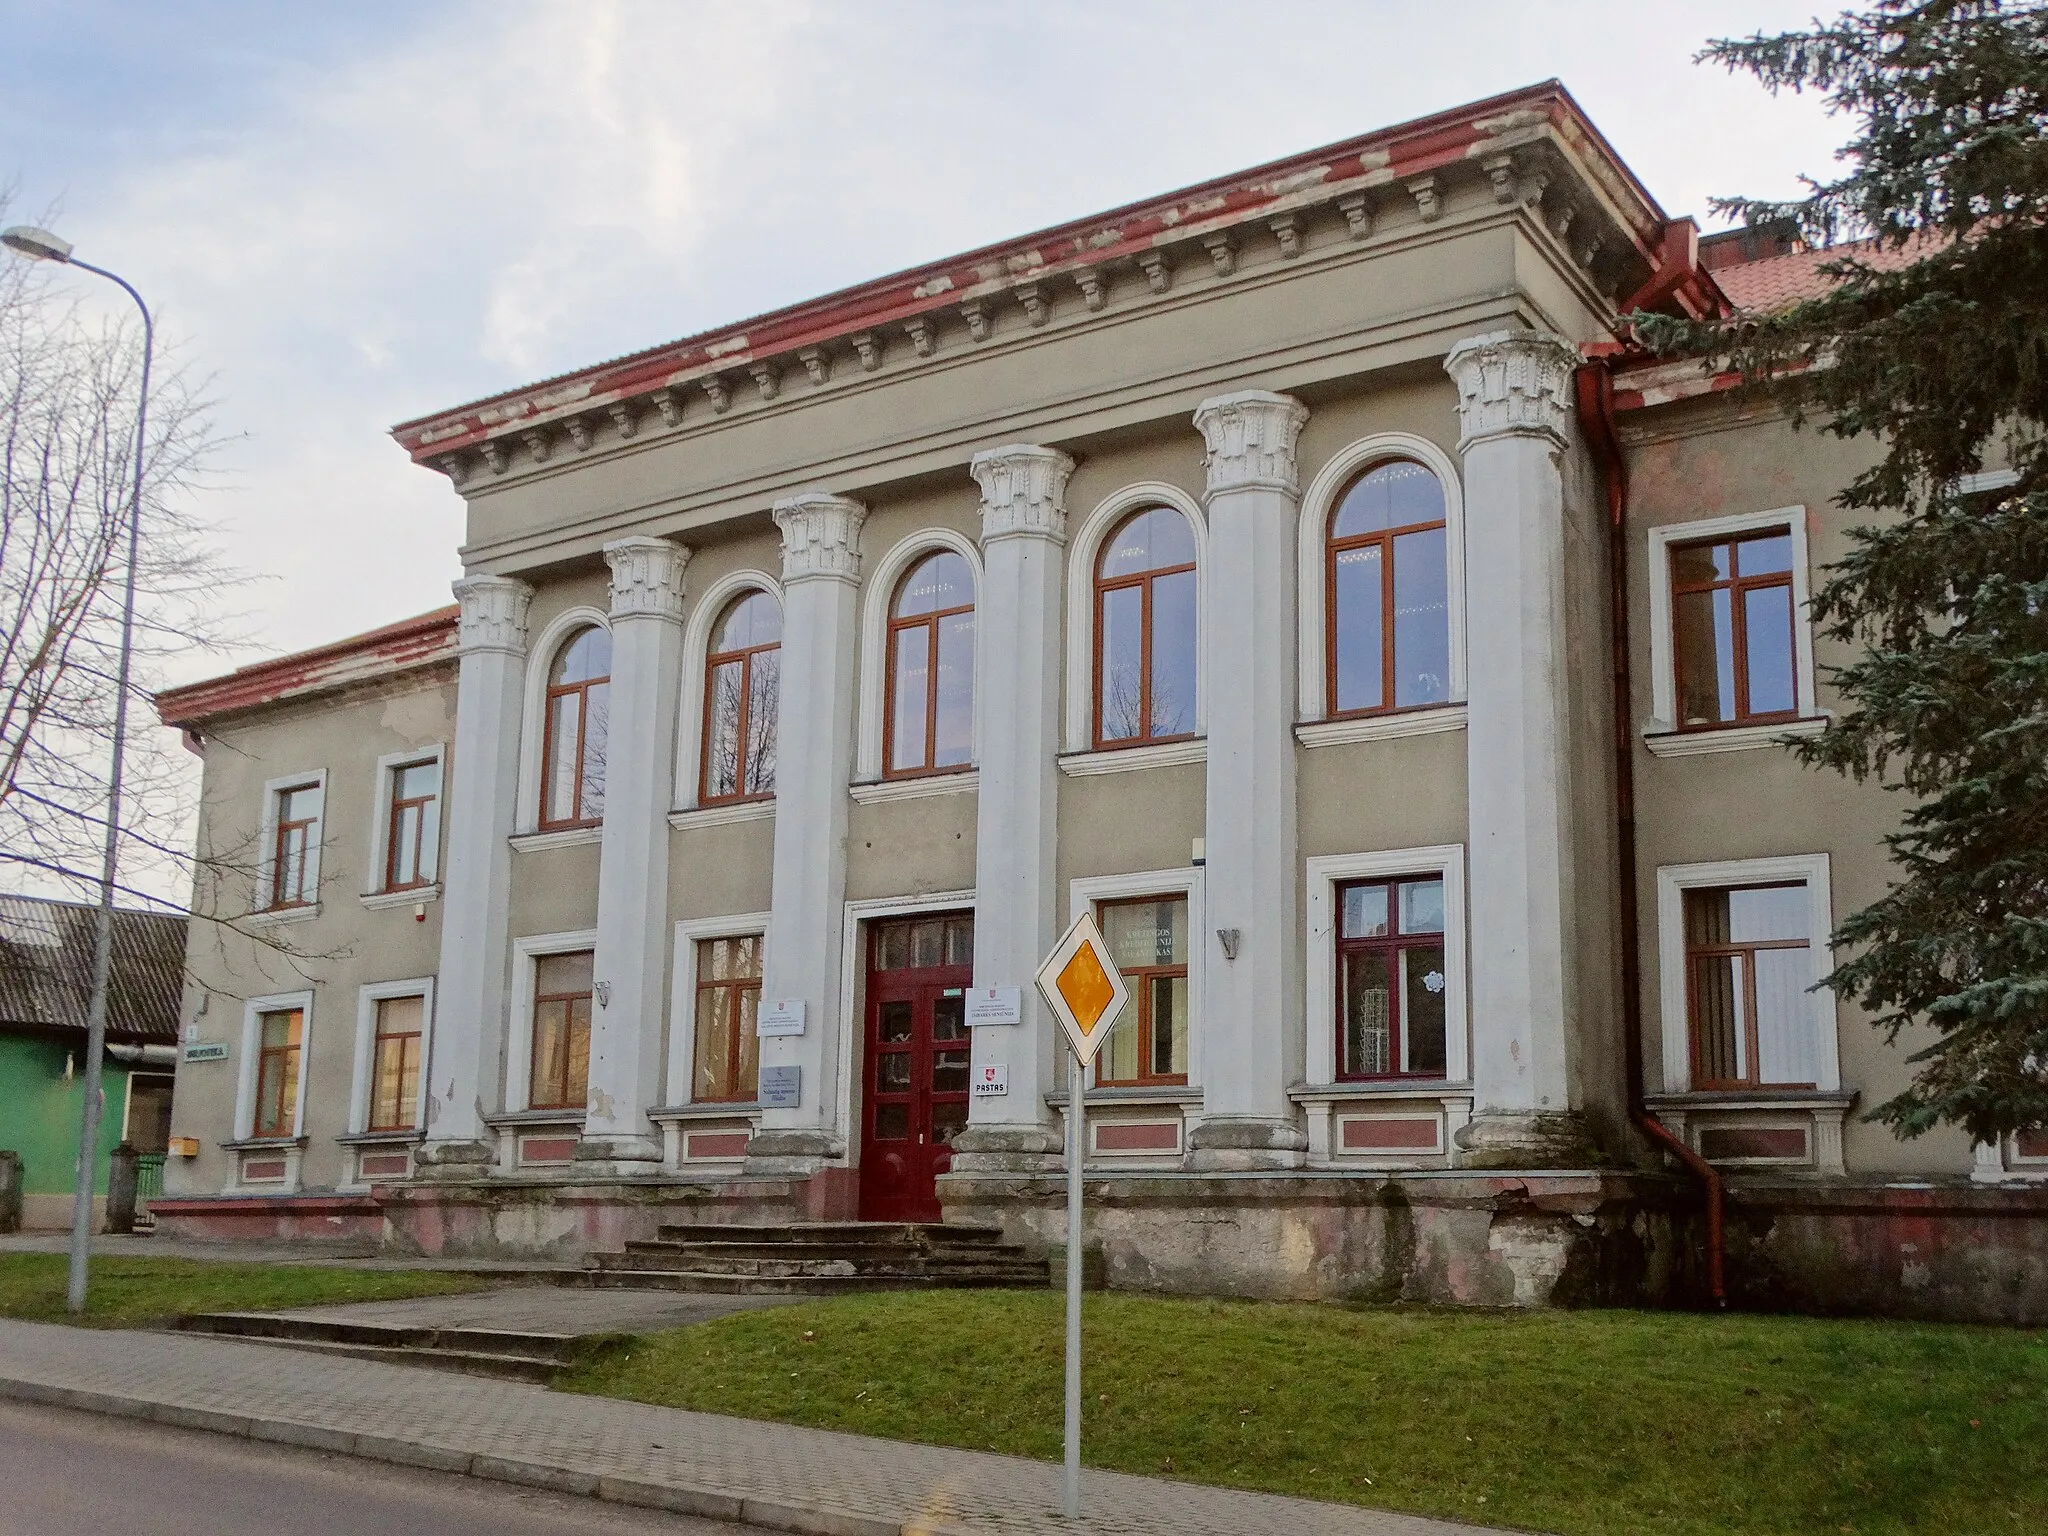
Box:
[0,1319,1513,1536]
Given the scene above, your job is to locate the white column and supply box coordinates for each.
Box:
[747,491,867,1172]
[418,574,533,1173]
[1444,329,1590,1163]
[955,445,1074,1173]
[1188,390,1310,1170]
[580,536,691,1170]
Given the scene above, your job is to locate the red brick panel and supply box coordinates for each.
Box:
[1094,1121,1179,1153]
[1340,1117,1441,1151]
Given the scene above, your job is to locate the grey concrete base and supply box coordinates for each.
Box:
[741,1130,842,1180]
[1184,1116,1309,1171]
[571,1136,666,1176]
[948,1123,1063,1174]
[941,1167,1700,1307]
[1451,1111,1605,1170]
[411,1141,496,1178]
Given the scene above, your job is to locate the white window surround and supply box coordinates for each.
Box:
[233,989,315,1141]
[514,605,610,836]
[1644,506,1820,742]
[360,884,440,911]
[1066,866,1208,1090]
[1654,853,1839,1095]
[1295,704,1466,749]
[509,824,605,853]
[505,928,600,1113]
[849,770,978,805]
[834,888,978,1155]
[347,977,435,1136]
[252,768,327,920]
[1303,844,1469,1088]
[1058,739,1206,777]
[1062,481,1209,754]
[854,529,984,782]
[668,799,776,830]
[363,743,445,895]
[1295,432,1469,722]
[672,569,783,812]
[664,911,772,1106]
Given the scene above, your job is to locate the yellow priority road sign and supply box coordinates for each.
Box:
[1035,911,1130,1068]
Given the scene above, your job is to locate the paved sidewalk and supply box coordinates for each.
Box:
[0,1319,1515,1536]
[0,1231,579,1272]
[235,1286,794,1336]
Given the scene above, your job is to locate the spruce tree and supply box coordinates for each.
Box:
[1636,0,2048,1145]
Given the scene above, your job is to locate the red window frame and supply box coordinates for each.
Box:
[383,759,439,891]
[539,629,609,830]
[1325,460,1449,719]
[1093,510,1197,750]
[1670,527,1799,730]
[528,952,594,1111]
[1683,882,1815,1090]
[1093,895,1190,1088]
[367,995,424,1132]
[693,935,763,1104]
[883,555,975,779]
[701,597,780,805]
[252,1007,303,1137]
[1334,877,1449,1082]
[269,784,319,910]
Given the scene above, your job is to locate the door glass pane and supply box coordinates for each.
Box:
[877,999,913,1043]
[706,659,743,797]
[1340,883,1388,939]
[1674,588,1734,725]
[1690,953,1745,1083]
[1391,525,1450,707]
[875,1053,913,1093]
[874,1104,910,1140]
[944,917,974,967]
[932,1102,969,1145]
[1754,947,1817,1084]
[1098,584,1146,741]
[1340,950,1393,1076]
[1149,568,1197,738]
[934,612,975,767]
[1742,584,1797,715]
[932,1048,969,1094]
[910,920,943,969]
[1403,944,1448,1075]
[932,996,967,1042]
[876,923,909,971]
[1332,542,1385,712]
[890,625,931,772]
[744,649,779,794]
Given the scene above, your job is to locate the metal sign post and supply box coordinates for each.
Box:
[1034,913,1129,1522]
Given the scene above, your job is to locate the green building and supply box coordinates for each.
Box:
[1,894,184,1231]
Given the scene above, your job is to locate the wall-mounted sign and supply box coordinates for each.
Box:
[757,998,807,1037]
[972,1063,1009,1098]
[181,1041,229,1063]
[965,987,1022,1026]
[759,1064,802,1108]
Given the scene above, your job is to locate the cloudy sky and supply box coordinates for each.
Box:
[3,0,1849,674]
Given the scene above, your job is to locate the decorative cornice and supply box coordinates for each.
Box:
[454,575,534,656]
[970,444,1076,544]
[603,536,691,622]
[1443,329,1578,451]
[1193,390,1309,499]
[773,491,867,584]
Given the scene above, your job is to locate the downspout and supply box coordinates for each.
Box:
[1574,356,1726,1306]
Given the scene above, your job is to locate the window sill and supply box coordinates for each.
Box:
[335,1129,423,1146]
[849,770,978,805]
[1058,738,1205,777]
[1642,716,1828,758]
[1045,1086,1204,1108]
[1290,1081,1473,1104]
[220,1135,306,1151]
[510,825,604,852]
[1644,1090,1854,1112]
[359,884,440,911]
[648,1101,762,1121]
[1296,705,1466,748]
[669,799,774,830]
[481,1108,587,1127]
[246,903,320,928]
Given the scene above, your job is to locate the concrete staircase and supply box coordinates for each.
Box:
[169,1312,606,1383]
[585,1220,1049,1294]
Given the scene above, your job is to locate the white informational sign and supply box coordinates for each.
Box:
[181,1041,229,1063]
[972,1063,1009,1098]
[965,986,1023,1026]
[756,998,807,1037]
[759,1064,802,1108]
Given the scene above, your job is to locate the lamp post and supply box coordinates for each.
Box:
[3,225,154,1315]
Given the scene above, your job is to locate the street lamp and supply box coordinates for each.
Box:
[3,224,154,1315]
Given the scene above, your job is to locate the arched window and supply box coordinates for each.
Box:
[1094,506,1198,747]
[540,625,610,828]
[1327,460,1451,716]
[885,551,975,777]
[703,590,781,803]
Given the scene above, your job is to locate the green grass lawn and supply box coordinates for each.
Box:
[562,1290,2048,1536]
[0,1254,487,1327]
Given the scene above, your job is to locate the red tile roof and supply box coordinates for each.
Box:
[1714,236,1932,312]
[156,606,458,728]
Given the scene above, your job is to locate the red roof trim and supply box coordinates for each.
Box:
[156,606,459,727]
[392,81,1666,464]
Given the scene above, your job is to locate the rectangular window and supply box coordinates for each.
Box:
[1684,884,1817,1088]
[693,935,763,1103]
[253,1007,304,1137]
[1671,527,1798,729]
[270,783,321,908]
[383,758,442,891]
[1336,877,1448,1079]
[529,950,594,1111]
[1095,896,1190,1086]
[367,995,425,1131]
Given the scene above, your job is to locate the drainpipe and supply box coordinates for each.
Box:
[1574,356,1727,1306]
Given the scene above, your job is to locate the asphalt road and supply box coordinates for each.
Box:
[0,1400,757,1536]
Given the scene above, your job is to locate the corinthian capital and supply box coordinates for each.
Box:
[1443,330,1578,451]
[453,574,534,656]
[773,491,868,583]
[1193,389,1309,498]
[603,536,691,621]
[969,444,1076,544]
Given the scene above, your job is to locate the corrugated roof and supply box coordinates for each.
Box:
[0,894,186,1044]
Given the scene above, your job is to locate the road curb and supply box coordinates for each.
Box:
[0,1374,946,1536]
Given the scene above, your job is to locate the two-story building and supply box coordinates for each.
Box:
[151,82,2048,1320]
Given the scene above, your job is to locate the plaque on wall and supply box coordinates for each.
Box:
[759,1064,802,1108]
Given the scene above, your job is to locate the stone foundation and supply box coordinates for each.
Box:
[941,1168,1703,1308]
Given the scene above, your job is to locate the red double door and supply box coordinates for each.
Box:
[857,912,973,1223]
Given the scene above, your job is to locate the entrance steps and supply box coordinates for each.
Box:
[168,1312,605,1383]
[586,1220,1049,1293]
